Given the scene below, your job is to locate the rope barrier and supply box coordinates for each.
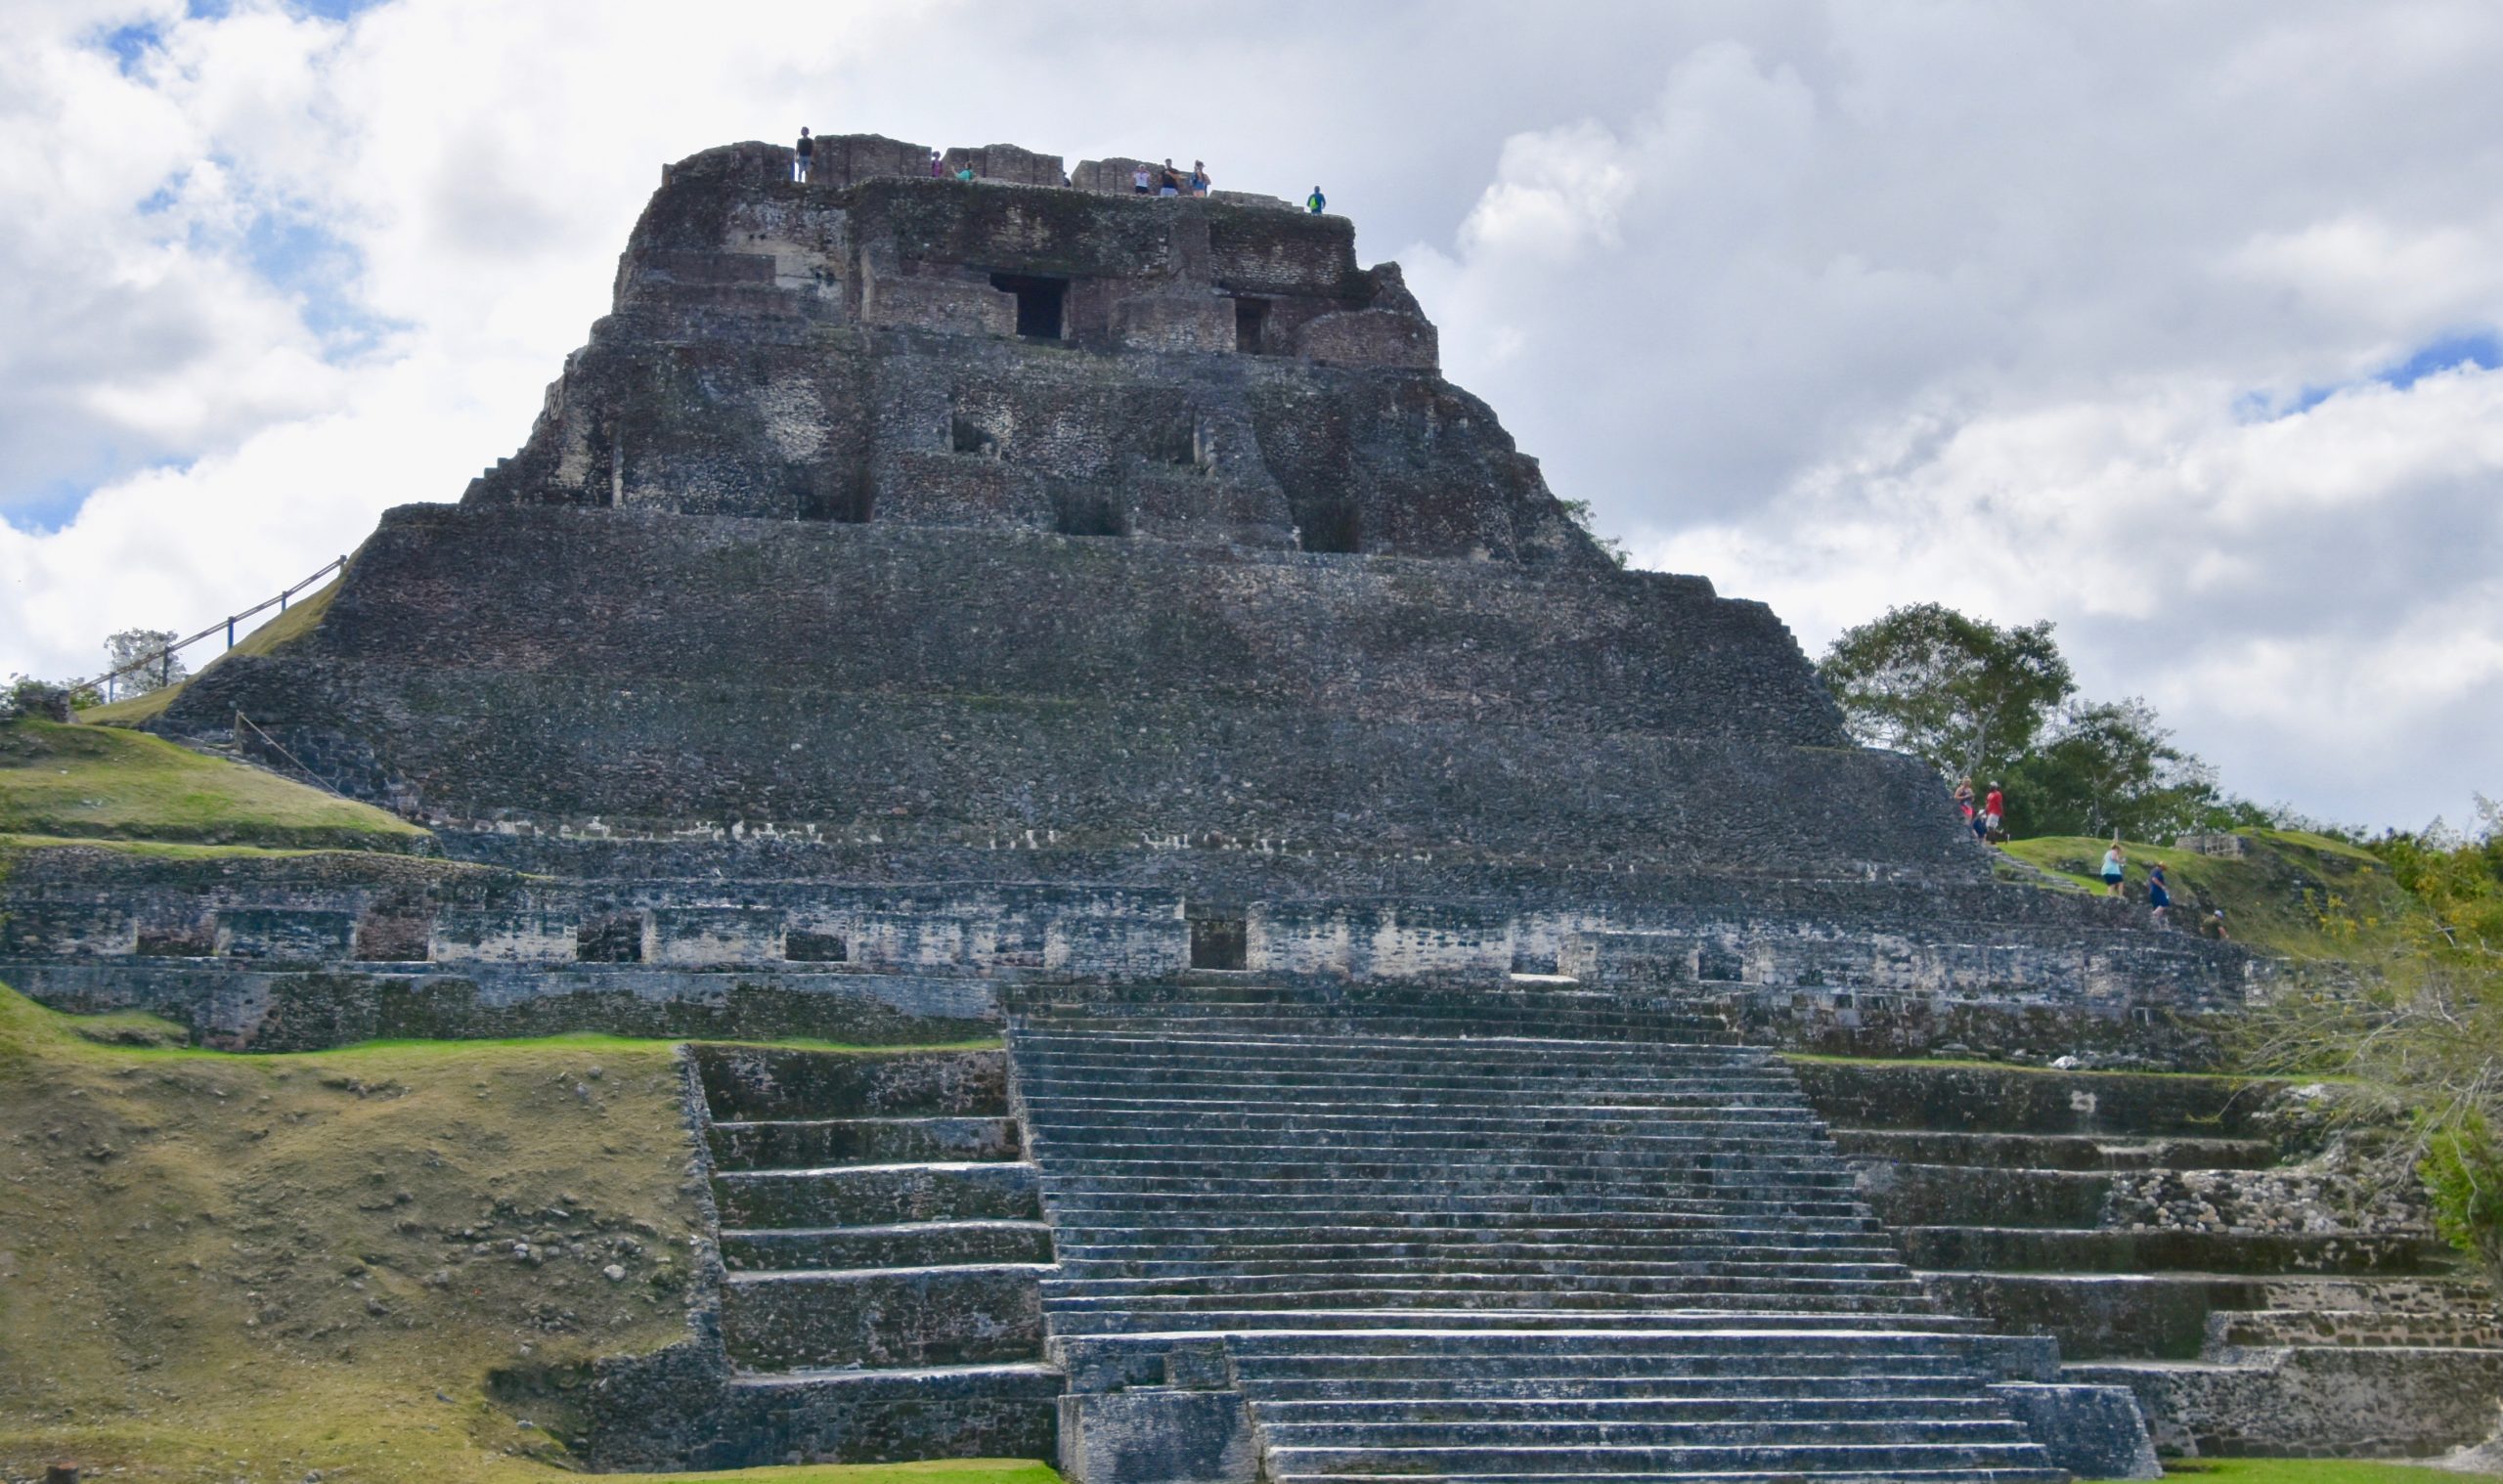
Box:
[231,711,354,802]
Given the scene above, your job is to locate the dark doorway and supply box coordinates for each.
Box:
[1299,500,1362,554]
[989,273,1067,339]
[1190,915,1250,971]
[577,913,644,964]
[1052,486,1129,537]
[1235,297,1270,354]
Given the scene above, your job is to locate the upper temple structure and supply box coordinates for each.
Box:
[12,135,2493,1481]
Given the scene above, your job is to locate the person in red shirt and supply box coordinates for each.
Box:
[1982,785,2005,839]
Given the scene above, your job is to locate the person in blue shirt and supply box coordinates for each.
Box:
[1305,187,1327,214]
[2147,861,2173,924]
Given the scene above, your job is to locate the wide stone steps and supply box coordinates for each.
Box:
[1013,1005,2061,1483]
[681,1044,1056,1461]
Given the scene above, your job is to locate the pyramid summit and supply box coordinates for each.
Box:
[10,135,2486,1480]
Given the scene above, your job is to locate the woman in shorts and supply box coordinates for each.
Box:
[2100,841,2127,897]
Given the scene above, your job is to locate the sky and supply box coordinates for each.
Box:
[3,0,2499,831]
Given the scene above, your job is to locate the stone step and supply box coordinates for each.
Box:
[1015,1069,1810,1097]
[703,1362,1062,1469]
[1219,1325,1998,1354]
[1036,1167,1862,1195]
[1020,1092,1820,1116]
[1012,1031,1766,1062]
[1042,1272,1926,1300]
[1254,1397,2015,1424]
[1788,1060,2262,1138]
[710,1115,1022,1169]
[1026,1018,1738,1046]
[721,1263,1048,1370]
[1035,1186,1882,1210]
[1260,1441,2058,1476]
[1900,1225,2443,1276]
[721,1218,1054,1272]
[1267,1466,2066,1484]
[1056,1234,1905,1260]
[1241,1373,1994,1401]
[1831,1128,2275,1171]
[1258,1419,2036,1449]
[1014,1056,1793,1085]
[713,1161,1040,1228]
[2206,1306,2503,1350]
[1045,1291,1937,1320]
[1056,1256,1915,1282]
[1046,1302,1953,1332]
[1032,1147,1855,1176]
[1855,1163,2114,1229]
[695,1044,1007,1122]
[1030,1120,1835,1150]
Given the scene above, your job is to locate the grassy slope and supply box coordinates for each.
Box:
[2132,1461,2470,1484]
[1999,828,2426,962]
[0,982,1034,1483]
[79,575,342,727]
[0,718,420,851]
[0,982,699,1481]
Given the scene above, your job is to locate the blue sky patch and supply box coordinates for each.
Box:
[2241,328,2503,421]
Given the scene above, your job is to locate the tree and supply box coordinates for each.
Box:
[103,628,188,698]
[1817,603,2075,783]
[2004,697,2227,840]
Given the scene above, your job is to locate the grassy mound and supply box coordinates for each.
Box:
[0,718,421,851]
[2132,1461,2464,1484]
[79,576,342,727]
[0,984,1037,1482]
[2000,828,2428,961]
[0,982,701,1480]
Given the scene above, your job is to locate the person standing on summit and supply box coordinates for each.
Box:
[1306,186,1327,214]
[793,126,812,183]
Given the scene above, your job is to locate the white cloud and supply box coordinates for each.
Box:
[4,0,2501,829]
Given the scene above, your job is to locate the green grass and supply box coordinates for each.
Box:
[79,576,344,727]
[0,718,422,851]
[0,983,1042,1483]
[599,1463,1056,1484]
[1999,828,2428,961]
[2123,1459,2470,1484]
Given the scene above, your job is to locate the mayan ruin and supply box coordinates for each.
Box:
[6,103,2501,1484]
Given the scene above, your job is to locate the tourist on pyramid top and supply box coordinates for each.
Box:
[1160,158,1182,196]
[1306,186,1326,214]
[1952,776,1975,822]
[1132,163,1153,195]
[1191,160,1210,196]
[2101,840,2128,897]
[793,127,812,183]
[2148,861,2173,925]
[929,150,944,178]
[955,164,976,182]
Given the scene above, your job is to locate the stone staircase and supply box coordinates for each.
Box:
[688,1044,1061,1464]
[1010,984,2100,1484]
[1800,1059,2503,1457]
